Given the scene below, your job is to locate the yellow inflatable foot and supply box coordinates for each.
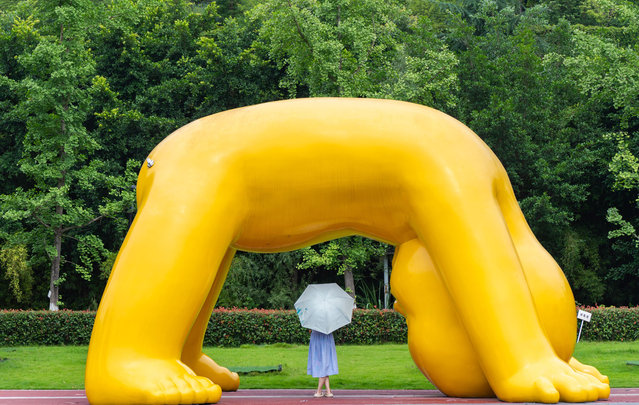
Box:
[570,357,611,385]
[86,356,222,404]
[182,352,240,392]
[495,357,610,403]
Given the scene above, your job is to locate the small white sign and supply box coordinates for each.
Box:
[577,309,592,322]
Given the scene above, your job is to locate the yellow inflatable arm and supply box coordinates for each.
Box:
[86,98,609,404]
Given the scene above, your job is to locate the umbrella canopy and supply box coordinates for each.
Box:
[294,283,355,334]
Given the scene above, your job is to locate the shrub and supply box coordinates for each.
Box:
[0,310,95,346]
[203,308,407,346]
[0,306,636,346]
[204,308,309,346]
[334,309,407,345]
[578,306,639,341]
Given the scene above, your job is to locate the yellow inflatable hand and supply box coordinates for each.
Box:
[86,98,609,404]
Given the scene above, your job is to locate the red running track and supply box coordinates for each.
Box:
[0,388,637,405]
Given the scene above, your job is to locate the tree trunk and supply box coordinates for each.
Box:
[49,224,63,311]
[344,269,355,300]
[50,110,66,310]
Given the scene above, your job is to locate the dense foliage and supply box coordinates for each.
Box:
[1,307,636,346]
[0,0,638,310]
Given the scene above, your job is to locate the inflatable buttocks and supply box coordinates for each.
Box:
[86,98,609,404]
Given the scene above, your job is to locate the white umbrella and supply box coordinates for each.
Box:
[294,283,355,334]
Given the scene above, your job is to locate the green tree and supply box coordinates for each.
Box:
[605,132,639,303]
[297,237,387,300]
[0,5,39,197]
[0,0,135,310]
[451,4,580,247]
[217,250,311,309]
[252,0,458,108]
[1,0,637,308]
[88,0,282,167]
[444,0,637,303]
[542,3,639,303]
[0,244,33,307]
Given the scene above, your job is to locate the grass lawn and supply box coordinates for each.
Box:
[0,341,637,390]
[206,343,430,389]
[573,341,639,388]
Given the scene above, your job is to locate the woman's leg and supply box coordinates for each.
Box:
[316,377,326,395]
[325,376,333,396]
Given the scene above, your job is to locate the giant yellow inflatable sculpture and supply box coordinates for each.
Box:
[86,98,609,404]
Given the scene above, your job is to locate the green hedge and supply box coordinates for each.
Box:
[0,306,637,346]
[204,308,407,346]
[578,306,639,341]
[0,308,407,346]
[0,310,95,346]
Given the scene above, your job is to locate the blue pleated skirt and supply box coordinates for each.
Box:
[307,330,338,378]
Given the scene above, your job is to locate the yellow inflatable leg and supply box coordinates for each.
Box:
[407,175,607,403]
[494,172,577,360]
[391,239,493,397]
[86,179,238,404]
[495,173,609,389]
[181,248,240,392]
[392,238,609,401]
